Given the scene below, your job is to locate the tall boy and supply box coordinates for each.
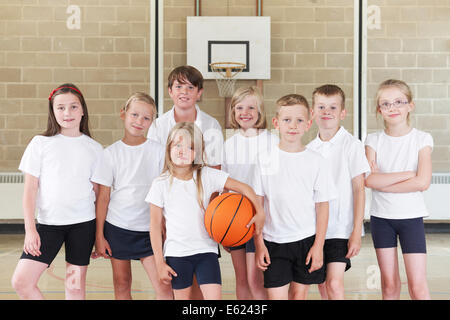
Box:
[147,65,223,168]
[253,94,332,300]
[307,84,370,300]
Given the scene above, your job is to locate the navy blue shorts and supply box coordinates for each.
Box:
[104,221,153,260]
[370,216,427,254]
[20,219,96,266]
[165,253,221,290]
[227,237,256,253]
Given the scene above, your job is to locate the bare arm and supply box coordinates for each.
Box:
[94,184,112,258]
[306,201,329,273]
[223,177,265,235]
[364,146,415,190]
[253,195,270,271]
[150,204,177,284]
[347,174,365,258]
[22,173,40,256]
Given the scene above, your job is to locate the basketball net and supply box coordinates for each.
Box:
[210,62,246,98]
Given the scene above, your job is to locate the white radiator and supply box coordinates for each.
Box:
[364,173,450,221]
[0,172,449,221]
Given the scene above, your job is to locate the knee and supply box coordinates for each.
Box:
[408,282,430,300]
[11,273,29,294]
[326,279,344,299]
[382,278,401,297]
[113,274,132,292]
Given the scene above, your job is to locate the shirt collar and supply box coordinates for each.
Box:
[169,104,203,128]
[309,126,347,149]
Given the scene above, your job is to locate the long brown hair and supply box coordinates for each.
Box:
[162,122,207,211]
[44,83,91,137]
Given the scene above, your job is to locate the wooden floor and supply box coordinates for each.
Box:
[1,233,450,300]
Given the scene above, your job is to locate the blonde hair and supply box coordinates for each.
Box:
[229,86,267,129]
[122,92,157,120]
[375,79,413,126]
[275,94,310,117]
[162,122,206,211]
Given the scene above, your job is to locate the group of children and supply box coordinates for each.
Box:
[11,65,433,301]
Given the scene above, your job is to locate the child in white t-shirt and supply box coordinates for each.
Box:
[91,93,172,300]
[147,65,223,168]
[253,94,332,300]
[307,84,370,300]
[146,122,265,300]
[11,84,103,300]
[365,79,433,300]
[222,86,278,300]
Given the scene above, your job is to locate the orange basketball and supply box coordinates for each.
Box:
[204,192,255,247]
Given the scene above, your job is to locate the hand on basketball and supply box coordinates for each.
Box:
[246,210,265,235]
[23,229,41,257]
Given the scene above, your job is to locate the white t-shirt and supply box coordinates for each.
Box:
[222,129,279,186]
[365,128,433,219]
[252,145,333,243]
[307,127,370,239]
[147,105,223,166]
[91,139,165,232]
[145,166,229,257]
[18,134,103,226]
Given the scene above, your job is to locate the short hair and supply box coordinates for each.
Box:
[275,94,309,116]
[229,86,267,129]
[312,84,346,109]
[168,65,204,90]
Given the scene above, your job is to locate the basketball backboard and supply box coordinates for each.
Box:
[187,16,271,80]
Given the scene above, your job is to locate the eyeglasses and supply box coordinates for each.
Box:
[379,100,409,110]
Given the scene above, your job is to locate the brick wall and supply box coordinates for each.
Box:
[0,0,151,171]
[367,0,450,171]
[1,1,449,171]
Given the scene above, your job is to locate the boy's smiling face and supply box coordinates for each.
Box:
[273,104,312,144]
[312,94,346,131]
[168,78,203,111]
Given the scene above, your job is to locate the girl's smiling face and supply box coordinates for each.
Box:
[52,93,84,135]
[234,95,260,131]
[377,87,413,126]
[121,100,154,138]
[170,130,196,167]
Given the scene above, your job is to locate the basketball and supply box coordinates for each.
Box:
[204,192,255,247]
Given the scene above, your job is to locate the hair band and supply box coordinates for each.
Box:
[48,86,83,101]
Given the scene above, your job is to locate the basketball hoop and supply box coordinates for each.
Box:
[210,62,246,98]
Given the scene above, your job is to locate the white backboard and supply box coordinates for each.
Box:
[187,16,271,80]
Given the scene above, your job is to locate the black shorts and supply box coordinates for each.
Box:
[227,237,256,253]
[263,235,326,288]
[370,216,427,254]
[104,221,153,260]
[20,219,96,266]
[323,238,351,271]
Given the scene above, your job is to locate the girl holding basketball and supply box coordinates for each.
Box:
[11,84,103,299]
[91,92,173,300]
[222,86,278,300]
[365,79,432,300]
[146,122,264,300]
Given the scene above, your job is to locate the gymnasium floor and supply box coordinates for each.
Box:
[1,233,449,300]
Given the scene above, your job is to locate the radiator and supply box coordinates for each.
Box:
[0,172,449,221]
